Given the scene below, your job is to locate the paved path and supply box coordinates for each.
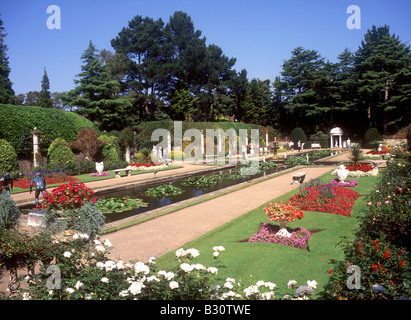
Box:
[101,166,334,263]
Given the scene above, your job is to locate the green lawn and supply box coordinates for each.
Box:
[155,171,380,298]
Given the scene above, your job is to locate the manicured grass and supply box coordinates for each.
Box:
[155,171,381,298]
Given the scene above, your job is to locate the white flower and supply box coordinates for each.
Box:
[213,246,225,252]
[104,239,112,247]
[261,291,275,300]
[135,262,150,275]
[307,280,317,289]
[287,280,297,289]
[224,281,234,289]
[116,260,125,270]
[73,234,79,239]
[101,277,109,283]
[207,267,218,274]
[66,288,75,294]
[186,248,200,258]
[192,263,206,271]
[128,281,143,295]
[175,248,186,258]
[148,257,156,265]
[93,239,101,245]
[244,285,259,297]
[96,262,105,269]
[147,275,160,283]
[264,282,276,290]
[80,233,89,239]
[95,245,105,252]
[119,290,129,297]
[104,260,117,271]
[63,251,72,258]
[22,292,31,300]
[213,251,219,258]
[74,281,84,290]
[158,270,175,280]
[256,280,266,287]
[48,290,54,295]
[180,263,194,273]
[225,278,236,283]
[169,281,179,289]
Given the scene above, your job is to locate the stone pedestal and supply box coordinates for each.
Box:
[27,210,45,227]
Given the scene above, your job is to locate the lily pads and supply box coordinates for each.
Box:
[97,196,148,214]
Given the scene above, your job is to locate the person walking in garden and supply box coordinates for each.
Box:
[29,172,46,206]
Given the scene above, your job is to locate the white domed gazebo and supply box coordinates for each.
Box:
[329,127,343,148]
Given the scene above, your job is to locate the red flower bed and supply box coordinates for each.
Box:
[42,181,96,211]
[14,174,79,189]
[345,163,373,172]
[366,149,391,155]
[289,185,360,217]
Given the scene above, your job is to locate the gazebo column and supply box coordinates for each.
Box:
[339,135,342,149]
[330,135,334,148]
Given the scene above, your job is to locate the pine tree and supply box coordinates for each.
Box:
[65,41,132,131]
[0,16,14,104]
[354,25,411,134]
[37,68,53,108]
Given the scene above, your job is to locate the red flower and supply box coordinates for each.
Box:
[384,252,390,259]
[400,261,405,266]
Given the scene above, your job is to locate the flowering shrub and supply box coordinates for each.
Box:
[321,236,410,300]
[42,181,96,211]
[13,174,79,189]
[322,146,410,300]
[263,201,304,223]
[248,223,311,249]
[16,236,318,300]
[289,185,360,217]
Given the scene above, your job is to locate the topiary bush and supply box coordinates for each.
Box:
[363,127,383,149]
[290,127,307,147]
[47,138,75,165]
[0,139,19,173]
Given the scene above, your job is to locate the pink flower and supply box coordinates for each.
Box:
[368,202,372,206]
[385,201,390,204]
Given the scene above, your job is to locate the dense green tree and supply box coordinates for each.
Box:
[276,47,325,129]
[65,41,132,131]
[354,25,411,134]
[242,78,273,126]
[0,16,14,104]
[37,68,53,108]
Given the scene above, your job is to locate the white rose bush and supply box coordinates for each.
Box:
[17,234,318,300]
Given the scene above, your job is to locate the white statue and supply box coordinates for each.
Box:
[96,162,104,174]
[336,164,348,182]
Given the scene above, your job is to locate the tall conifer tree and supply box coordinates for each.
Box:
[0,16,14,104]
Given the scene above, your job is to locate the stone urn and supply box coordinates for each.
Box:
[96,162,104,174]
[336,164,349,182]
[277,220,291,238]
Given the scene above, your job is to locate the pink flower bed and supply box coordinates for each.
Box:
[248,223,311,249]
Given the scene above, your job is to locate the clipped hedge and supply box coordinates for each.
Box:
[0,104,97,157]
[0,139,19,173]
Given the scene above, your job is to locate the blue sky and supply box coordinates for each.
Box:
[1,0,410,94]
